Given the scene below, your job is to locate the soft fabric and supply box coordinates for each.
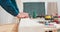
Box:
[0,0,19,16]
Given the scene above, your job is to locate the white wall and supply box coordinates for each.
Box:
[0,6,14,24]
[21,0,58,2]
[57,0,60,16]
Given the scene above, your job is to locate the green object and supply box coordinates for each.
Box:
[23,2,45,17]
[33,11,37,18]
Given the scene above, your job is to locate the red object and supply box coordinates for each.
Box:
[58,16,60,18]
[53,20,59,24]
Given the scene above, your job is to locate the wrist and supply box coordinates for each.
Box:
[16,13,20,18]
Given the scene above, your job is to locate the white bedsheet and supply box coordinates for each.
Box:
[18,18,45,32]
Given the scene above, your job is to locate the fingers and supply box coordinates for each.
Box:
[17,12,29,18]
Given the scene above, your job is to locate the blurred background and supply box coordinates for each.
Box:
[0,0,60,24]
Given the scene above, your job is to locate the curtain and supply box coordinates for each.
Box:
[47,2,58,15]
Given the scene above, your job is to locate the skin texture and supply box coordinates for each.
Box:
[16,12,29,18]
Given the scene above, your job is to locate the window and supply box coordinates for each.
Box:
[23,2,45,18]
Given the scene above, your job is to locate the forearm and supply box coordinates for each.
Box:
[0,0,19,16]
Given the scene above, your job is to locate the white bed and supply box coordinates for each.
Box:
[18,18,45,32]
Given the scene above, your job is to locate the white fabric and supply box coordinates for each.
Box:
[18,18,45,32]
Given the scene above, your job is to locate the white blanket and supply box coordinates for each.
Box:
[18,18,45,32]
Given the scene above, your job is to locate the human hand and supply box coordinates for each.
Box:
[16,12,29,18]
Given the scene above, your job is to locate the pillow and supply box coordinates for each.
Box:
[0,23,18,32]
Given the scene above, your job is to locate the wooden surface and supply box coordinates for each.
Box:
[0,23,18,32]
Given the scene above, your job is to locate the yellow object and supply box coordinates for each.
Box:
[45,15,52,19]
